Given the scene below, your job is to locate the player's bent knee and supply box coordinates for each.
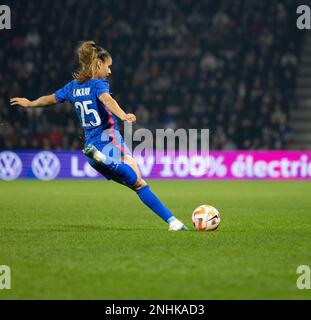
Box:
[132,178,147,191]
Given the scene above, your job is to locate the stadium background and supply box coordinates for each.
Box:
[0,0,303,151]
[1,0,311,300]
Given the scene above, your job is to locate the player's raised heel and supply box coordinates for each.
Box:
[82,144,106,162]
[168,218,189,231]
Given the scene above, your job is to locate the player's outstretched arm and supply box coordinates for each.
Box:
[10,94,57,108]
[99,93,136,123]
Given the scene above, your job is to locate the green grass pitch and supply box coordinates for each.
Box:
[0,180,311,299]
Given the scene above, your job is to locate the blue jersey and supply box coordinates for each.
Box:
[55,79,118,142]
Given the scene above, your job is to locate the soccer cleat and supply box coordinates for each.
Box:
[168,218,189,231]
[82,144,106,162]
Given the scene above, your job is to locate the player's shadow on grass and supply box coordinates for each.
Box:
[47,224,161,232]
[49,225,199,232]
[1,225,196,232]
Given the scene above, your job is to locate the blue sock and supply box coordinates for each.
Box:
[136,185,174,223]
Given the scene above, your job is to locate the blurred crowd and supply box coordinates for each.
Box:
[0,0,301,150]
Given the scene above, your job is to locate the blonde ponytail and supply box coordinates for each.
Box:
[73,41,99,83]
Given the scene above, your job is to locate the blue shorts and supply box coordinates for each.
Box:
[85,129,132,180]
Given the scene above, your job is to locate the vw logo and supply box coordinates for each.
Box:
[32,152,61,181]
[0,151,23,181]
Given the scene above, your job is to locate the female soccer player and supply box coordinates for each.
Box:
[10,41,188,231]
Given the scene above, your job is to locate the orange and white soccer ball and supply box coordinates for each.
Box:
[192,205,221,231]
